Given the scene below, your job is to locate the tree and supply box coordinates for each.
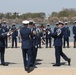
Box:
[51,12,58,17]
[58,10,69,17]
[4,13,12,19]
[0,13,4,19]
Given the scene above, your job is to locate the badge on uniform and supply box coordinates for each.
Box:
[56,29,61,36]
[3,29,5,32]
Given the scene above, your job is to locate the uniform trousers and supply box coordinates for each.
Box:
[0,47,5,64]
[55,46,69,65]
[12,37,17,48]
[46,38,51,48]
[22,49,32,68]
[31,47,38,65]
[63,37,69,47]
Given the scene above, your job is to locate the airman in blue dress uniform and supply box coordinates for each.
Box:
[11,24,18,48]
[31,24,38,66]
[36,26,43,48]
[20,20,32,72]
[54,22,59,32]
[29,21,38,66]
[72,21,76,48]
[46,24,52,48]
[0,23,8,66]
[51,21,71,66]
[2,21,9,48]
[63,22,70,48]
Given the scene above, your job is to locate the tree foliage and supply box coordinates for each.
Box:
[50,8,76,17]
[0,12,46,20]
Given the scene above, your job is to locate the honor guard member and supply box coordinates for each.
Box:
[20,20,32,73]
[54,22,59,32]
[51,21,71,66]
[46,24,52,48]
[0,23,8,66]
[28,21,34,66]
[72,21,76,48]
[63,22,70,48]
[29,21,38,66]
[31,24,38,66]
[11,24,18,48]
[53,22,59,46]
[36,25,43,48]
[2,21,9,48]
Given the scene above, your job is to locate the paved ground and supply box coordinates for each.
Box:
[0,42,76,75]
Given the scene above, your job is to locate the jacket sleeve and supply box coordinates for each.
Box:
[0,33,6,38]
[35,35,38,47]
[68,28,70,37]
[50,32,57,38]
[72,26,75,35]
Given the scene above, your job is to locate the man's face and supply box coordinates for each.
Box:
[29,24,33,28]
[58,24,63,28]
[3,23,6,27]
[13,26,15,28]
[47,26,50,28]
[65,24,68,27]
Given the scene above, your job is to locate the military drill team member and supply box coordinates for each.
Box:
[36,26,43,48]
[51,21,71,66]
[31,24,38,66]
[29,21,38,66]
[11,24,18,48]
[28,21,34,66]
[63,22,70,48]
[2,21,9,48]
[72,21,76,48]
[54,22,59,32]
[0,23,8,66]
[46,24,52,48]
[20,20,32,73]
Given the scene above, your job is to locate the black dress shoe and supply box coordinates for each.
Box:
[73,47,76,48]
[49,46,52,48]
[27,67,30,73]
[67,47,70,48]
[15,46,17,48]
[68,58,71,66]
[25,67,28,71]
[53,64,60,66]
[30,64,34,67]
[46,46,48,48]
[1,63,8,66]
[63,47,65,48]
[25,67,30,73]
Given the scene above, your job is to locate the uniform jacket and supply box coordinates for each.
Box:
[32,35,38,48]
[0,28,7,47]
[20,27,31,49]
[73,25,76,36]
[46,28,52,38]
[11,27,18,38]
[51,28,64,46]
[31,28,38,48]
[63,26,70,37]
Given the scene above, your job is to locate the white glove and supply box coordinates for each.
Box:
[73,35,75,37]
[35,46,37,48]
[56,29,61,36]
[48,31,50,35]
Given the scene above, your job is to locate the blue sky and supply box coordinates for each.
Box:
[0,0,76,15]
